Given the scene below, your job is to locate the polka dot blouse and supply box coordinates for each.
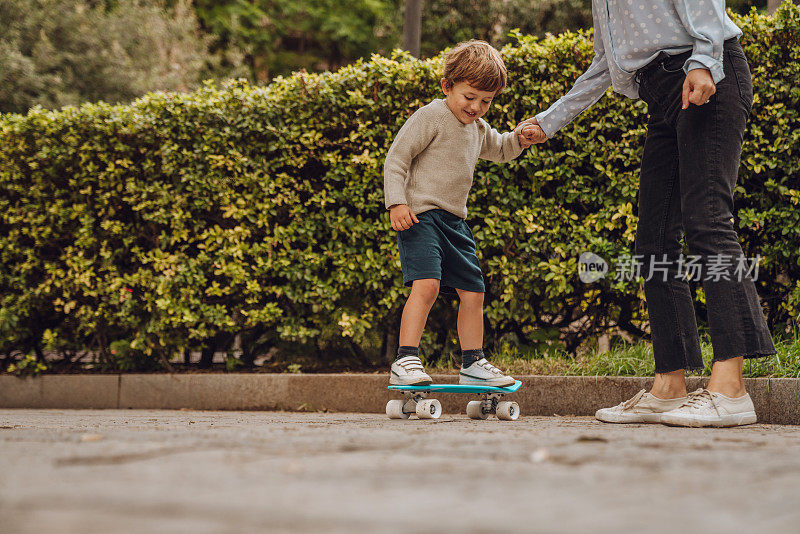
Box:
[535,0,743,137]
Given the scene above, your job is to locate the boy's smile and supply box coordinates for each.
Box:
[440,80,495,125]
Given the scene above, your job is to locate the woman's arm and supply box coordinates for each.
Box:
[527,3,612,139]
[533,50,612,139]
[672,0,728,84]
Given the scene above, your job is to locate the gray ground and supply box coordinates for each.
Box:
[1,410,798,534]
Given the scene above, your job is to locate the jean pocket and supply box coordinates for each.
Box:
[659,56,686,74]
[725,50,753,111]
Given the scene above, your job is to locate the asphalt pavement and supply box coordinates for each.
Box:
[1,410,798,533]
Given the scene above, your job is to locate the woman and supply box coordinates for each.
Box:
[519,0,776,427]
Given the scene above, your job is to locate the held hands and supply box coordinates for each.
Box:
[517,127,538,149]
[517,117,548,148]
[682,68,716,109]
[390,204,419,231]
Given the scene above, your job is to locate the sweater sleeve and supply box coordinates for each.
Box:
[478,120,524,163]
[383,104,442,209]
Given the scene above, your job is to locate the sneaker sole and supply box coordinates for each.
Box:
[660,411,757,428]
[389,377,433,386]
[458,378,515,388]
[595,410,663,424]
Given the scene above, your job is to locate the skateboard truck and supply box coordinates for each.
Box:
[389,390,442,420]
[387,381,522,420]
[466,390,518,420]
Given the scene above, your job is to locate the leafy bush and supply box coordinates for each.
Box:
[193,0,397,82]
[0,0,246,114]
[192,0,773,82]
[5,353,48,376]
[1,5,798,371]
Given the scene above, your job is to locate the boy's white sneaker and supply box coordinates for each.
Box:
[659,388,758,428]
[459,358,515,387]
[595,389,687,424]
[390,355,432,386]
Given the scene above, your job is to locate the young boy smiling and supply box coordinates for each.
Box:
[384,40,537,386]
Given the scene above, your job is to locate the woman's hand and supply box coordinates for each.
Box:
[389,204,419,231]
[682,68,716,109]
[518,129,535,149]
[517,117,548,146]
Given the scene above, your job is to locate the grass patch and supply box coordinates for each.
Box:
[428,334,800,378]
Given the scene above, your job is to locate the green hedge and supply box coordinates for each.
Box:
[1,5,798,371]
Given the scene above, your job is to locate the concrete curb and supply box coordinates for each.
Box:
[0,374,797,424]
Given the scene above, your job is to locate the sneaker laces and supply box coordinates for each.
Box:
[619,389,647,411]
[680,388,718,413]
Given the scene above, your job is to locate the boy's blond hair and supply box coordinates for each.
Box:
[443,39,507,95]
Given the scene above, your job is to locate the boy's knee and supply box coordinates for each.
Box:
[411,279,440,301]
[457,290,484,306]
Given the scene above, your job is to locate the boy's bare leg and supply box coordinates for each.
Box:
[454,289,514,386]
[455,289,484,351]
[398,279,440,346]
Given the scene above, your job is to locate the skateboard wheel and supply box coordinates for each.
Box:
[386,400,409,419]
[466,401,488,420]
[496,401,520,421]
[416,399,442,419]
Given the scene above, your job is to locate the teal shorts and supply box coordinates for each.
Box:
[396,209,485,295]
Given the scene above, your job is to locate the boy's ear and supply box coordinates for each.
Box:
[440,78,451,95]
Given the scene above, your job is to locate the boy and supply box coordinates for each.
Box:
[384,39,535,387]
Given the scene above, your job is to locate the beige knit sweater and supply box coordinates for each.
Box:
[383,98,525,219]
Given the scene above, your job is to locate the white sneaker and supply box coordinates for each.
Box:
[659,388,758,428]
[595,389,688,424]
[390,355,432,386]
[459,358,515,387]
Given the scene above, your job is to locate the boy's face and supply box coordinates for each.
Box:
[440,79,496,125]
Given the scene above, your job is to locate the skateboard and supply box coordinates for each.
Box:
[386,380,522,420]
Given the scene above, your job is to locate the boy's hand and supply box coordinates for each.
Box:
[390,204,419,231]
[517,117,548,145]
[519,125,545,148]
[518,129,535,149]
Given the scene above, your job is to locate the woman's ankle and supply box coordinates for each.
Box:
[650,370,687,399]
[706,376,747,398]
[707,357,746,397]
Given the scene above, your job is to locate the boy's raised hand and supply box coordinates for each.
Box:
[390,204,419,231]
[518,128,535,149]
[517,117,548,146]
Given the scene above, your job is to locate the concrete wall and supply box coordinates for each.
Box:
[0,374,797,424]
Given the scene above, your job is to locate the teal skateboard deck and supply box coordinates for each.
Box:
[386,380,522,421]
[388,380,522,394]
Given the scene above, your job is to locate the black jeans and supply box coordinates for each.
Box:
[634,38,776,373]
